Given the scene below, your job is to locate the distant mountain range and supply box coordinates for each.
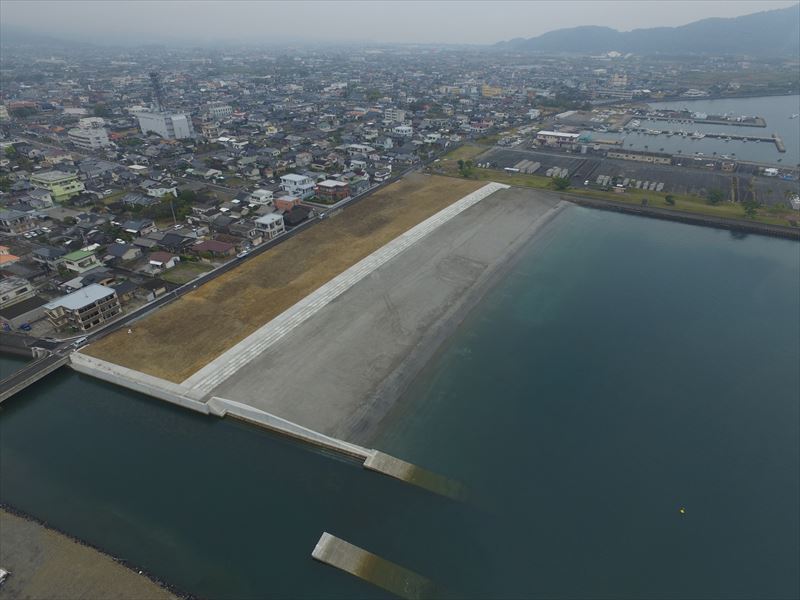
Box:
[495,5,800,57]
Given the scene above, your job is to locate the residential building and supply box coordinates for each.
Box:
[274,195,300,212]
[481,84,503,97]
[62,249,102,274]
[192,239,236,257]
[315,179,351,203]
[141,180,177,198]
[201,122,220,139]
[384,108,406,123]
[279,173,315,199]
[392,125,413,137]
[0,296,48,330]
[104,243,142,263]
[254,213,286,240]
[0,276,35,309]
[135,110,195,139]
[0,209,36,234]
[148,251,180,270]
[31,246,67,270]
[44,284,122,332]
[249,189,274,206]
[0,246,20,267]
[30,171,85,202]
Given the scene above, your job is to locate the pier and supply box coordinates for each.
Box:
[0,353,69,404]
[312,532,439,599]
[627,127,786,151]
[645,114,766,127]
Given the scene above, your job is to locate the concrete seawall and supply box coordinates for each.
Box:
[69,353,210,414]
[68,354,463,498]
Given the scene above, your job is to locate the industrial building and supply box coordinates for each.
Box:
[535,130,580,147]
[606,149,673,165]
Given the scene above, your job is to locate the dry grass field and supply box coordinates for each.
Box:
[83,174,484,382]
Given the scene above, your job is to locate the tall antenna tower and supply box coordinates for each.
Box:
[149,71,165,112]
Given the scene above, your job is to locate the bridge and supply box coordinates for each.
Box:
[0,353,70,404]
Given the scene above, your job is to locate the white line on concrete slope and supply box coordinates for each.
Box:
[181,182,509,395]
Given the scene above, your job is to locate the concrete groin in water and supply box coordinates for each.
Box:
[312,532,443,599]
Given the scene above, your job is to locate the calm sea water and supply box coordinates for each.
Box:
[590,95,800,165]
[1,207,798,599]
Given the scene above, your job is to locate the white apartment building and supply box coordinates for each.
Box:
[279,173,315,199]
[44,284,121,332]
[392,125,413,137]
[135,111,195,139]
[384,108,406,123]
[68,125,111,150]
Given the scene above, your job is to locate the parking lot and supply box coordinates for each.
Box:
[480,147,799,205]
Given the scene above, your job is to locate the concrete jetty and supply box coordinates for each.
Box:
[312,532,439,599]
[773,133,786,152]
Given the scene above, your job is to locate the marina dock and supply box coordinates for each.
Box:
[312,532,440,599]
[626,127,786,151]
[645,114,766,127]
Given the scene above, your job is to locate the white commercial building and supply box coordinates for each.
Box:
[206,102,233,120]
[536,130,580,146]
[135,111,195,139]
[68,125,111,150]
[279,173,315,199]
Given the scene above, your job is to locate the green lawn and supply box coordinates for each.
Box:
[160,261,214,284]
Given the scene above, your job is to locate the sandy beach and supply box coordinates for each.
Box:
[0,508,180,600]
[210,187,567,444]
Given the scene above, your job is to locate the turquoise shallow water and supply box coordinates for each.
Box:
[1,206,798,598]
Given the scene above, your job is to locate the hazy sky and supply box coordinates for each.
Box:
[2,0,797,45]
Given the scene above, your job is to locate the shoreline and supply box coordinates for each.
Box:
[0,504,191,600]
[560,192,800,240]
[209,187,564,444]
[353,200,569,447]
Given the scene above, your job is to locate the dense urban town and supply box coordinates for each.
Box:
[1,43,798,337]
[1,1,800,598]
